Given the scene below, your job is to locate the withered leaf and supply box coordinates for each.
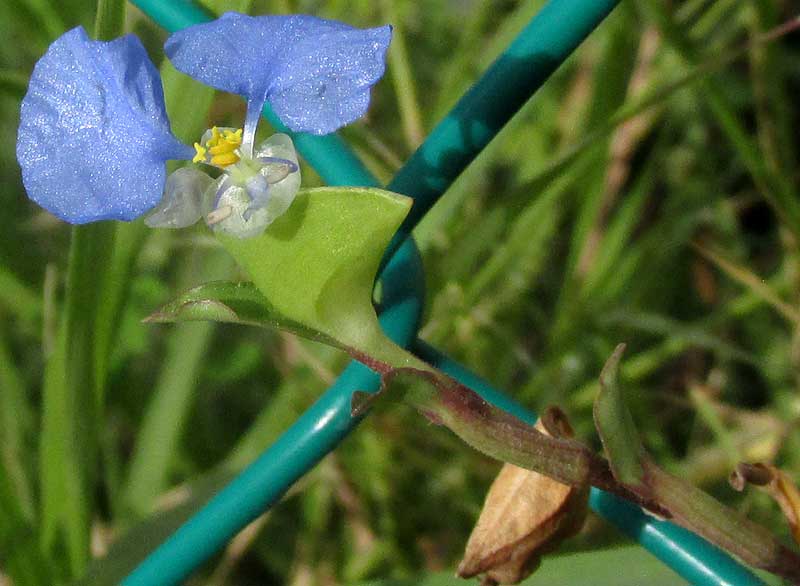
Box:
[731,462,800,546]
[458,417,589,585]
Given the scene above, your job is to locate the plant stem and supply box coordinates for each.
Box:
[644,460,800,584]
[351,344,800,584]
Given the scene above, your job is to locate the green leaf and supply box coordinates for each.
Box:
[153,187,421,370]
[217,187,410,355]
[593,344,647,489]
[147,279,342,348]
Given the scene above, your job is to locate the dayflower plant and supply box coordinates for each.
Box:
[16,13,391,238]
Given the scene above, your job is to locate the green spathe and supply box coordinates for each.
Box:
[212,186,423,370]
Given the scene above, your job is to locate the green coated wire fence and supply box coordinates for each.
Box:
[120,1,771,585]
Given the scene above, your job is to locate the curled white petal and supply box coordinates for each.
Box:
[253,133,301,222]
[145,167,214,229]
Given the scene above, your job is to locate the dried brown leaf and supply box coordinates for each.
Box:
[731,463,800,546]
[457,418,589,585]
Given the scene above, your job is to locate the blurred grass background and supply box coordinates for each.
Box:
[1,0,799,584]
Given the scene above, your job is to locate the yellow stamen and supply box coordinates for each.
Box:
[210,151,240,167]
[209,142,237,156]
[206,126,222,147]
[200,126,243,167]
[192,142,207,164]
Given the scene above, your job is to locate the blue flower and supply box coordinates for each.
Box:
[146,130,302,239]
[17,26,193,224]
[17,14,391,235]
[155,13,391,238]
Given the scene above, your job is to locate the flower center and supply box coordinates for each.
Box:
[192,126,243,167]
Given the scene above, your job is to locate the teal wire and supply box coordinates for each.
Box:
[124,1,767,585]
[385,0,617,256]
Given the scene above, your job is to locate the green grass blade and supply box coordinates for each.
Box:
[92,221,149,402]
[0,325,35,521]
[0,472,53,586]
[124,250,232,515]
[692,243,800,325]
[523,16,799,202]
[19,0,65,40]
[0,264,41,326]
[123,321,216,514]
[93,0,125,41]
[640,1,800,238]
[39,223,114,575]
[746,6,797,182]
[380,0,424,150]
[0,69,29,97]
[464,170,569,307]
[37,1,128,575]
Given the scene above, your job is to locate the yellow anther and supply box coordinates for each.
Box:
[192,142,207,164]
[206,126,222,147]
[200,126,243,167]
[210,151,239,167]
[209,141,237,156]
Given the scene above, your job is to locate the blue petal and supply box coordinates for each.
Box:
[268,25,391,134]
[165,13,391,135]
[17,26,193,224]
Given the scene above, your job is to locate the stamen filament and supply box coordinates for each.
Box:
[241,96,267,159]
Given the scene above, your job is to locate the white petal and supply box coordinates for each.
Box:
[207,177,272,239]
[145,167,213,229]
[254,133,301,223]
